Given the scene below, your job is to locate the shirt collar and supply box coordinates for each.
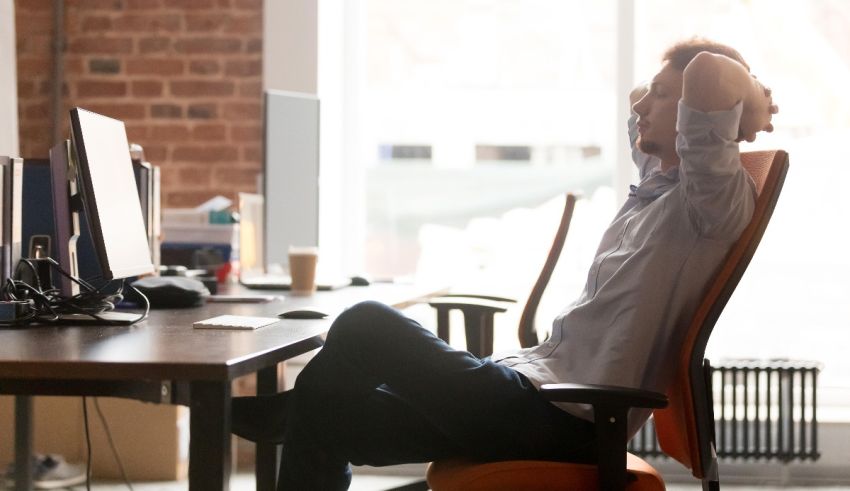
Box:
[629,164,680,201]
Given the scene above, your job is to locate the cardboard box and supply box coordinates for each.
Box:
[0,396,188,481]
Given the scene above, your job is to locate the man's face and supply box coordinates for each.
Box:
[632,62,684,167]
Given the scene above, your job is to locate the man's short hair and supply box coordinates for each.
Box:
[663,38,750,72]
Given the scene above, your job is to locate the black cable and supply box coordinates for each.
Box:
[0,257,149,327]
[93,398,134,491]
[82,397,92,491]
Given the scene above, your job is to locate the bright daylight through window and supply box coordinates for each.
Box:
[330,0,850,414]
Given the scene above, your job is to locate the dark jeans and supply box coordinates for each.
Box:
[277,301,595,490]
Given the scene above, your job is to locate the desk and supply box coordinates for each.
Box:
[0,282,443,491]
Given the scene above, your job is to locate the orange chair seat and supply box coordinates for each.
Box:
[427,453,665,491]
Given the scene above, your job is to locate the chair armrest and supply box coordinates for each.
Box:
[437,293,518,303]
[541,383,668,491]
[540,382,668,409]
[427,297,512,358]
[428,296,510,314]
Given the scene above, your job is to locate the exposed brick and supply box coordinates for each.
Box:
[234,0,261,9]
[165,190,226,208]
[81,103,147,120]
[172,145,238,163]
[15,0,52,11]
[126,0,162,8]
[112,14,182,32]
[16,58,51,77]
[81,16,112,32]
[242,145,262,163]
[185,13,227,32]
[245,38,262,53]
[15,13,53,37]
[76,80,127,97]
[238,80,262,98]
[222,102,261,119]
[150,124,191,142]
[24,102,50,119]
[18,80,36,98]
[125,125,149,142]
[173,38,241,55]
[143,145,169,162]
[132,80,164,97]
[177,166,213,187]
[231,125,261,142]
[223,14,262,34]
[16,35,52,56]
[89,58,121,74]
[214,167,260,187]
[224,59,261,77]
[65,58,85,75]
[151,103,183,118]
[65,0,124,9]
[191,124,227,141]
[68,37,133,55]
[187,103,217,119]
[171,80,234,97]
[163,0,215,8]
[189,60,220,75]
[139,37,171,54]
[126,58,184,76]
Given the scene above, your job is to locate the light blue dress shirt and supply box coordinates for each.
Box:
[494,100,756,438]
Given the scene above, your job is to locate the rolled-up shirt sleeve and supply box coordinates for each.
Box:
[628,112,659,179]
[675,100,755,240]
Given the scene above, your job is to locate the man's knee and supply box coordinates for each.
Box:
[327,301,394,344]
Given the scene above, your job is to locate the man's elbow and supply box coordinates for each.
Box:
[682,52,744,112]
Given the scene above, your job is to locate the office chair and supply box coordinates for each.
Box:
[428,192,578,358]
[426,150,790,491]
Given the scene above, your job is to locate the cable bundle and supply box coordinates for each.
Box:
[0,257,149,327]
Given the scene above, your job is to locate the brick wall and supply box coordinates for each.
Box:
[15,0,263,208]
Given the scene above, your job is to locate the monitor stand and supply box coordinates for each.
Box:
[49,139,82,298]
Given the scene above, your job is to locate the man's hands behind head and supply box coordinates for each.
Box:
[738,77,779,143]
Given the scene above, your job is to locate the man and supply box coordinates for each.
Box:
[233,38,777,490]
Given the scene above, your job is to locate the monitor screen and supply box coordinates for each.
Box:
[69,108,154,280]
[263,90,320,271]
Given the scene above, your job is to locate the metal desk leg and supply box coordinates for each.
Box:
[256,364,281,491]
[189,381,232,491]
[14,395,33,491]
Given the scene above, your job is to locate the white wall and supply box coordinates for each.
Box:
[0,0,19,156]
[263,0,318,93]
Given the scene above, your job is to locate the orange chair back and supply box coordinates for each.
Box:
[518,193,577,347]
[654,150,789,477]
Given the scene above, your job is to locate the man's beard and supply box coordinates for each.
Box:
[638,138,660,155]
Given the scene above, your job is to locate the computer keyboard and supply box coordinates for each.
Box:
[193,315,280,330]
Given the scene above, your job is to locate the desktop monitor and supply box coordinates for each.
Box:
[263,89,320,272]
[50,108,154,296]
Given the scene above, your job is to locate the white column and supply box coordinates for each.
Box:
[263,0,318,93]
[615,0,636,203]
[0,0,19,156]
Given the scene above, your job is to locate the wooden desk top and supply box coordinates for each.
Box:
[0,282,444,382]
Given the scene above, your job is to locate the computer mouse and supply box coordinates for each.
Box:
[349,275,371,287]
[278,309,329,320]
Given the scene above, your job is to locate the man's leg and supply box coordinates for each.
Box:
[276,301,595,489]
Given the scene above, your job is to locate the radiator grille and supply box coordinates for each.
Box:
[628,359,822,462]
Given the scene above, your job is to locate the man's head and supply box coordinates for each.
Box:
[632,38,749,168]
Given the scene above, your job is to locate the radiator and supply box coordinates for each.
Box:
[628,359,822,462]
